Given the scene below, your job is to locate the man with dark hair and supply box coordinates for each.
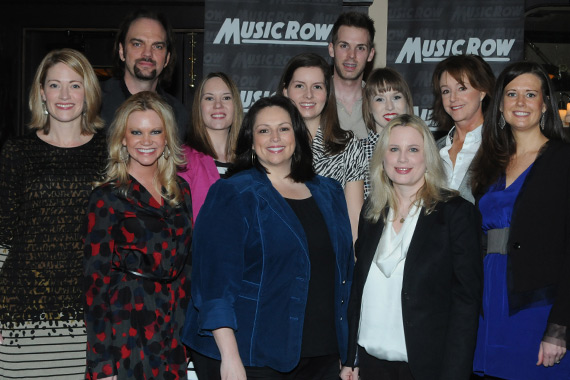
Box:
[329,12,375,139]
[101,9,189,140]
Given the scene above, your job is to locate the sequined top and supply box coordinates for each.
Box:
[0,132,107,323]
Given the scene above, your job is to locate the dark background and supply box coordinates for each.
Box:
[0,0,568,144]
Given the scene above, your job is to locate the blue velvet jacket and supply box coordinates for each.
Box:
[182,168,354,372]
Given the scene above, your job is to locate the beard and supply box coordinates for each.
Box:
[133,58,158,81]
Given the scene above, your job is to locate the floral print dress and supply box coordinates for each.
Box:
[84,177,192,380]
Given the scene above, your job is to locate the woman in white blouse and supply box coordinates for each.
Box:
[341,114,482,380]
[431,55,495,203]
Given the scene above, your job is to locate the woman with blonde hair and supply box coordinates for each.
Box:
[179,72,243,221]
[0,48,106,379]
[84,91,192,380]
[341,114,482,380]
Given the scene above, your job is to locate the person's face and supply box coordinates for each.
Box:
[283,66,327,124]
[328,26,374,81]
[501,73,547,133]
[200,77,235,132]
[252,106,296,173]
[383,125,426,195]
[119,18,170,82]
[122,109,166,172]
[370,89,409,131]
[439,71,486,128]
[40,62,85,126]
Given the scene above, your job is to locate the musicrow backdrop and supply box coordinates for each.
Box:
[202,0,343,110]
[386,0,525,127]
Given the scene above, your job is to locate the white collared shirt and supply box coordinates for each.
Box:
[358,206,421,362]
[439,125,482,190]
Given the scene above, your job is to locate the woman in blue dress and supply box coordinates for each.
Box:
[470,61,570,379]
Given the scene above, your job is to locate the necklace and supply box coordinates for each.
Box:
[399,217,405,223]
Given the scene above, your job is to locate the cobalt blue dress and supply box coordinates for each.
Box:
[473,164,570,379]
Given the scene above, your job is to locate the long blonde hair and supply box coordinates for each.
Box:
[28,48,103,134]
[366,114,453,222]
[99,91,186,206]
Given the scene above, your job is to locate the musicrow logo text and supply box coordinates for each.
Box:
[396,37,515,63]
[213,18,333,46]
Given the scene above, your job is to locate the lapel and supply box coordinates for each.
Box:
[355,211,385,283]
[402,206,439,280]
[251,169,309,257]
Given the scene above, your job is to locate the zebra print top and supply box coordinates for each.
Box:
[311,127,366,189]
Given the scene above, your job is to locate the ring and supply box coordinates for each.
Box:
[556,361,561,364]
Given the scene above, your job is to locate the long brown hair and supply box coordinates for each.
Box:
[471,61,566,197]
[430,55,495,131]
[187,72,243,162]
[278,53,352,155]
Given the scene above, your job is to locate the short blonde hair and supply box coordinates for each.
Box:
[366,114,454,222]
[101,91,185,206]
[28,48,103,134]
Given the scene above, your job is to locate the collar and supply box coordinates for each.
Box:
[446,124,483,145]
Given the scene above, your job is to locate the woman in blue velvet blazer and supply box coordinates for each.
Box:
[182,96,354,380]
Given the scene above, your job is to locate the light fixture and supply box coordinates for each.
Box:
[559,93,570,128]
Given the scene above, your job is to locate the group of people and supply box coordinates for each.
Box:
[0,8,568,380]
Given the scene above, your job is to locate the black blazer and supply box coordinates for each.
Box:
[484,140,570,342]
[346,195,482,380]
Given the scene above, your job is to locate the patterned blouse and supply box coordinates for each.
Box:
[312,127,366,189]
[84,177,192,380]
[0,132,106,323]
[363,129,380,199]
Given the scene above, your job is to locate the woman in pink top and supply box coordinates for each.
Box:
[179,72,243,221]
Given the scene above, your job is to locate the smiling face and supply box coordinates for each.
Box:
[370,89,409,131]
[439,71,486,130]
[119,17,170,83]
[383,125,426,195]
[122,109,166,174]
[283,66,327,126]
[252,106,296,174]
[200,76,235,132]
[501,73,547,133]
[40,62,85,128]
[328,26,374,81]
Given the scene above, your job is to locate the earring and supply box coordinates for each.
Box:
[120,146,129,163]
[162,145,171,160]
[499,113,506,130]
[42,101,48,115]
[251,150,256,164]
[540,112,545,130]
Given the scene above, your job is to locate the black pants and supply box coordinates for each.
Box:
[190,349,340,380]
[358,345,415,380]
